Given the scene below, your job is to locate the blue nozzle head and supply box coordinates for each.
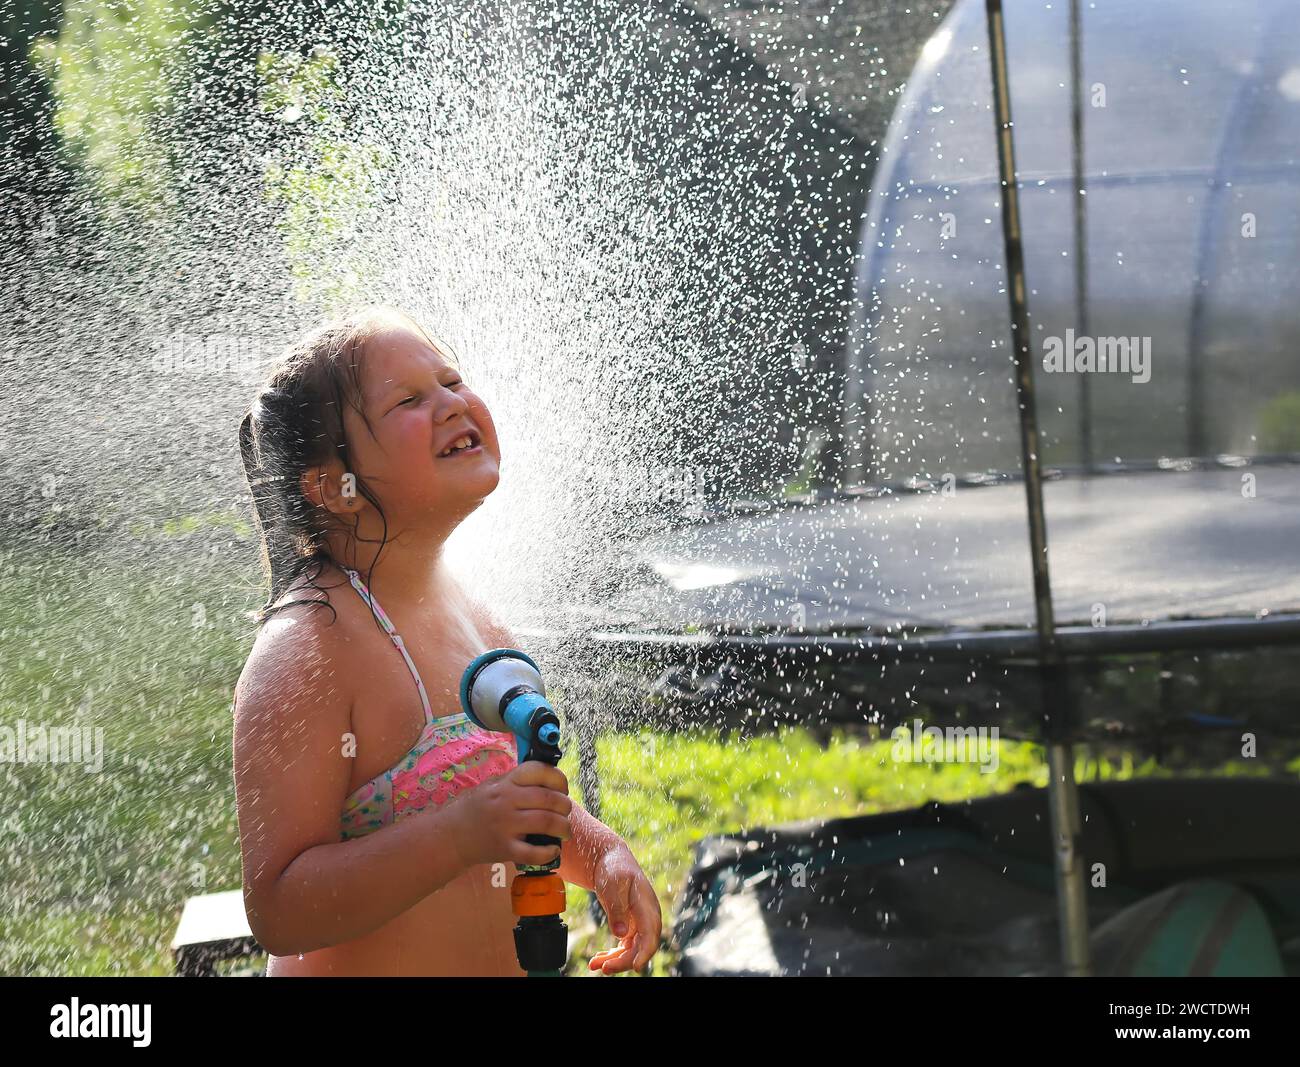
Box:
[459,648,545,733]
[460,648,562,764]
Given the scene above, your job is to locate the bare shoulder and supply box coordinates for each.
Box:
[232,569,370,936]
[234,575,358,731]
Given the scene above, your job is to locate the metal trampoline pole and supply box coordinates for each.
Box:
[1069,0,1093,473]
[1047,737,1090,975]
[984,0,1091,976]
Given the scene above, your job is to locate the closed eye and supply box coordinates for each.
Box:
[388,379,462,413]
[384,395,419,415]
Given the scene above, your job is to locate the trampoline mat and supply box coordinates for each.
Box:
[600,467,1300,634]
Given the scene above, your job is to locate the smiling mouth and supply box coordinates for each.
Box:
[437,430,482,458]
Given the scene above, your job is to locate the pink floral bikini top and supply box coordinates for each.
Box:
[339,567,518,841]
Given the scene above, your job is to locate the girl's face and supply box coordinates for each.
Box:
[341,323,501,532]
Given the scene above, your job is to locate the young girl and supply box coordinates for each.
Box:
[232,305,661,976]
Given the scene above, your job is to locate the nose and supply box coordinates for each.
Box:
[432,383,470,422]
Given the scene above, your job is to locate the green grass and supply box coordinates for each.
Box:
[557,728,1040,975]
[556,729,1246,975]
[0,541,253,975]
[0,537,1284,976]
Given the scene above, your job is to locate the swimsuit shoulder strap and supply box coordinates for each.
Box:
[342,567,434,724]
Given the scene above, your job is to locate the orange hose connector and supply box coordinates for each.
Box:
[512,872,566,917]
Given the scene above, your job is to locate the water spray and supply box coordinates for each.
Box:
[459,648,568,976]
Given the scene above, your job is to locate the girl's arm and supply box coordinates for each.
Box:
[233,610,475,957]
[557,802,625,891]
[558,786,664,975]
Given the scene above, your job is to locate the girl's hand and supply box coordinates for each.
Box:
[443,762,571,869]
[588,844,662,975]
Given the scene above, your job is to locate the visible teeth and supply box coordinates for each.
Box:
[440,435,473,457]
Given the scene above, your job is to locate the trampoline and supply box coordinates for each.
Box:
[576,0,1300,975]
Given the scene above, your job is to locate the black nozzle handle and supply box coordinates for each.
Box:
[522,712,562,850]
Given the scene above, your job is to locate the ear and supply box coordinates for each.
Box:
[300,461,361,517]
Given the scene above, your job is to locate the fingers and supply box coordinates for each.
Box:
[630,886,663,970]
[601,866,633,939]
[590,935,636,974]
[509,762,568,793]
[589,942,633,974]
[591,886,663,974]
[512,785,572,815]
[517,808,570,841]
[613,926,651,975]
[511,839,563,866]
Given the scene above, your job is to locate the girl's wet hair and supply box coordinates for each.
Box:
[237,305,451,627]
